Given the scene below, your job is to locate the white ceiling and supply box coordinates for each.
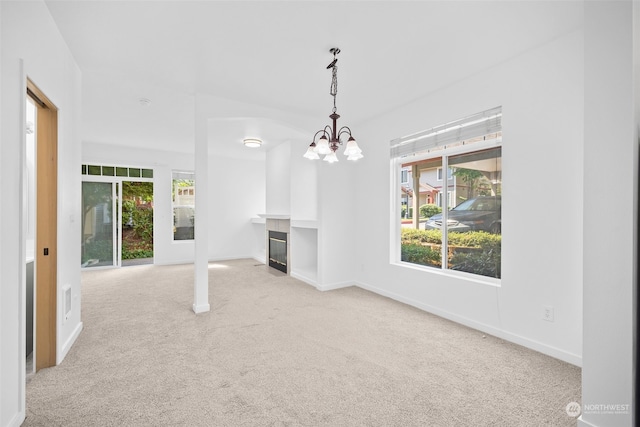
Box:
[44,1,582,157]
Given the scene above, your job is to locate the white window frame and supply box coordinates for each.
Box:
[389,107,502,286]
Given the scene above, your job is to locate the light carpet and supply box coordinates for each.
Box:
[24,259,581,426]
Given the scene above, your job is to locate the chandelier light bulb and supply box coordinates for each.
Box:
[303,145,320,160]
[347,152,364,161]
[323,151,339,163]
[316,135,331,155]
[343,138,362,156]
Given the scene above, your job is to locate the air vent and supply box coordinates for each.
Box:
[63,285,72,321]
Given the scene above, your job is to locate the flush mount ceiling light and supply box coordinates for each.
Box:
[243,138,262,148]
[304,47,362,163]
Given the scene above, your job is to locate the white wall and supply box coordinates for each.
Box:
[208,153,265,261]
[353,29,584,365]
[1,2,82,426]
[265,141,291,215]
[290,143,317,220]
[316,160,357,288]
[580,2,635,426]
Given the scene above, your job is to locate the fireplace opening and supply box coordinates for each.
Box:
[268,230,287,273]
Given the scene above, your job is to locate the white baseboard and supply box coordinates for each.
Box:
[316,281,354,292]
[8,411,25,427]
[59,321,83,364]
[208,254,256,262]
[290,270,316,287]
[154,259,194,266]
[290,271,353,292]
[155,255,261,266]
[355,280,582,367]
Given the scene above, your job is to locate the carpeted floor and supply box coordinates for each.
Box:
[24,259,581,426]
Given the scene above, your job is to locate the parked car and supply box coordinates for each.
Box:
[423,196,501,233]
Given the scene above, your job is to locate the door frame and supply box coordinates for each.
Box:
[81,174,154,268]
[26,78,58,372]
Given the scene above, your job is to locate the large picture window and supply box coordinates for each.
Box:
[392,107,502,280]
[172,171,195,241]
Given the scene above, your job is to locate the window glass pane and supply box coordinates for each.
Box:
[129,168,141,178]
[399,145,502,279]
[447,147,502,278]
[142,168,153,178]
[81,181,114,267]
[82,164,87,175]
[400,158,444,269]
[116,167,128,177]
[102,166,115,176]
[172,171,195,241]
[88,165,101,176]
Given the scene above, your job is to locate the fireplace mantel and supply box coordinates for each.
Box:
[257,213,290,219]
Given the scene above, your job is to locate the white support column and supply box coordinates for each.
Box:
[193,94,210,314]
[581,2,635,426]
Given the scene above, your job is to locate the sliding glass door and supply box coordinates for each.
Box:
[81,181,116,268]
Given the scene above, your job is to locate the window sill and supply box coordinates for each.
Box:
[392,260,501,288]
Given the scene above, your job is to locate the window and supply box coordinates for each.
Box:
[391,107,502,280]
[400,169,409,184]
[82,164,153,179]
[172,171,195,241]
[436,167,453,181]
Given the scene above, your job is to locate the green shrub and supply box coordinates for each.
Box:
[401,228,443,245]
[122,199,136,225]
[82,239,113,263]
[401,228,501,250]
[448,231,501,251]
[401,244,441,266]
[122,248,154,260]
[450,249,501,278]
[132,206,153,243]
[419,204,442,218]
[400,228,501,278]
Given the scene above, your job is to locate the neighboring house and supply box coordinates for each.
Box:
[401,165,470,211]
[174,185,195,206]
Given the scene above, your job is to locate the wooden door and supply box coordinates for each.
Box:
[28,80,58,371]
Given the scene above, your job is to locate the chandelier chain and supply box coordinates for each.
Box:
[330,65,338,113]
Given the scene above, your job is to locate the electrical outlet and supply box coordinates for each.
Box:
[542,306,554,322]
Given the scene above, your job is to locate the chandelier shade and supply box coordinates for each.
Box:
[304,47,362,162]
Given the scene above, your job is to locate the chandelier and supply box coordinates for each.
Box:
[303,48,363,163]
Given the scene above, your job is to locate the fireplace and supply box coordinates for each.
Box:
[268,230,288,273]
